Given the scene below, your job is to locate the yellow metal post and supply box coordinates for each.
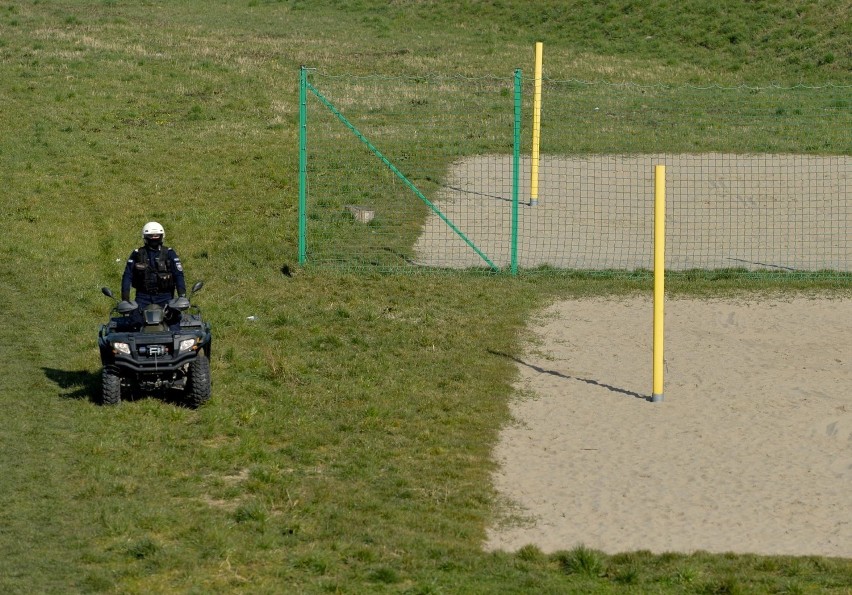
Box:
[530,42,543,207]
[652,165,666,402]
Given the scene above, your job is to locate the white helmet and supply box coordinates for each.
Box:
[142,221,165,239]
[142,221,165,248]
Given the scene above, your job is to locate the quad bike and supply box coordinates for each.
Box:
[98,281,212,407]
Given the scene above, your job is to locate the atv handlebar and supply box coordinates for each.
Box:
[101,280,204,317]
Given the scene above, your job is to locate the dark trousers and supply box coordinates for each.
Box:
[136,292,173,308]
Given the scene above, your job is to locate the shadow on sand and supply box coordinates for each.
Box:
[488,350,649,401]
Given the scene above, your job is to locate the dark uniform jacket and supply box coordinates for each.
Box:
[121,246,186,306]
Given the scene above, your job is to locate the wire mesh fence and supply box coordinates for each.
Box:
[299,69,851,280]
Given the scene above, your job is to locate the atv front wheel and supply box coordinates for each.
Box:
[185,353,211,408]
[102,366,122,405]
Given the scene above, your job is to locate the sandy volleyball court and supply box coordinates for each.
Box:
[411,153,851,556]
[485,297,852,557]
[413,154,851,271]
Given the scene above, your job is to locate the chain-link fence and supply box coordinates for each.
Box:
[299,69,851,280]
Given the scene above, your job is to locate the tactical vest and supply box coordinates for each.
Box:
[131,247,175,294]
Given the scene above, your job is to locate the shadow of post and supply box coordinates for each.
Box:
[488,350,650,401]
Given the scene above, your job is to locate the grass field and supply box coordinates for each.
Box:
[1,1,851,592]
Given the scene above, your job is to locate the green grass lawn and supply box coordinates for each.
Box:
[1,1,850,592]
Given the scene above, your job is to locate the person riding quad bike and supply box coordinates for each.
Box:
[122,221,186,327]
[98,222,211,407]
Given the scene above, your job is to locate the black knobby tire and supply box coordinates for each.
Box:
[102,366,122,405]
[185,353,211,408]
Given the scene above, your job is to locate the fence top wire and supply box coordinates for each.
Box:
[308,71,519,83]
[308,69,852,91]
[543,78,852,91]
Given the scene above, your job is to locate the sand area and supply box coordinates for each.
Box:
[409,153,851,556]
[413,154,851,271]
[485,297,852,557]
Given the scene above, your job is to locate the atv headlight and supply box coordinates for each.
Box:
[112,342,131,355]
[179,338,198,353]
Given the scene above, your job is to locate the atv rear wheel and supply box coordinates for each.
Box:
[185,353,211,408]
[102,366,122,405]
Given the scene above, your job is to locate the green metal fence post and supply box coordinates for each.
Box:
[298,66,308,265]
[512,69,522,276]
